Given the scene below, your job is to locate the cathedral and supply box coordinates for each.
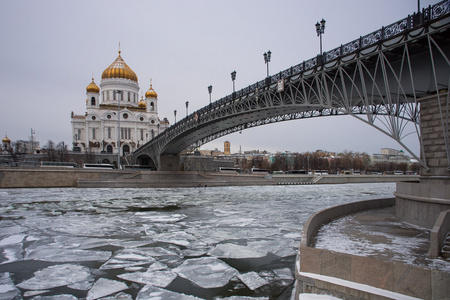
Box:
[71,50,170,158]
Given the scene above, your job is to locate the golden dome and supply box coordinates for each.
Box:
[2,135,11,143]
[145,83,158,98]
[138,96,146,108]
[86,78,100,93]
[101,51,138,82]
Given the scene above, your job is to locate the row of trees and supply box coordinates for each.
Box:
[236,150,420,174]
[42,140,69,162]
[2,140,77,165]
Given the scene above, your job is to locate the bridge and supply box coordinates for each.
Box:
[129,0,450,171]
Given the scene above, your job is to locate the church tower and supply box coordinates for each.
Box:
[145,80,158,114]
[224,141,231,155]
[86,78,100,111]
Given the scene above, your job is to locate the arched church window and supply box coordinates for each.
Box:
[106,145,113,153]
[91,97,95,106]
[123,145,130,155]
[150,102,154,110]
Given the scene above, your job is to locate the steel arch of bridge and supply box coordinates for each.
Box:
[131,1,450,170]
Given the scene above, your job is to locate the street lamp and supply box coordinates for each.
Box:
[315,19,326,56]
[174,110,177,124]
[263,51,271,77]
[116,90,122,169]
[185,101,189,117]
[231,70,236,93]
[208,85,212,105]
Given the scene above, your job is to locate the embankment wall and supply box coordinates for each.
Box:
[395,181,450,229]
[0,168,417,188]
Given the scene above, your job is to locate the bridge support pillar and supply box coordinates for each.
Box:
[159,155,180,171]
[419,92,450,184]
[395,92,450,229]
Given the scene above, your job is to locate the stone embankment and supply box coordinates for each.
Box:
[296,198,450,300]
[0,168,418,188]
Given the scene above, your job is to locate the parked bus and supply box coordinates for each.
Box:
[219,167,241,173]
[250,168,269,174]
[285,170,307,174]
[40,161,77,168]
[313,170,329,175]
[83,163,115,169]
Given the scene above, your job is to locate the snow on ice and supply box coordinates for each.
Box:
[118,269,177,287]
[237,271,269,290]
[86,278,128,300]
[136,285,203,300]
[0,272,20,299]
[209,243,267,259]
[174,257,239,288]
[100,249,155,270]
[17,264,93,290]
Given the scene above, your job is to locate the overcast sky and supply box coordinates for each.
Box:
[0,0,437,157]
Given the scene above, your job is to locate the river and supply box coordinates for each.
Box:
[0,183,396,299]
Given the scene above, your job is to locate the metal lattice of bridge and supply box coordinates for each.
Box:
[130,0,450,170]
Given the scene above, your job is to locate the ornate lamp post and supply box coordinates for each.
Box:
[185,101,189,117]
[315,19,326,56]
[116,90,122,169]
[263,51,271,77]
[208,85,212,105]
[174,110,177,124]
[231,71,236,93]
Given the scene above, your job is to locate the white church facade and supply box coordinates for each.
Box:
[71,50,170,159]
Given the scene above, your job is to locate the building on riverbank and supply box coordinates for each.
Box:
[70,50,170,164]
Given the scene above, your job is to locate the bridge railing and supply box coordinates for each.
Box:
[134,0,450,155]
[194,0,450,116]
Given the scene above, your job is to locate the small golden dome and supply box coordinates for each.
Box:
[145,84,158,98]
[101,51,138,82]
[138,96,146,108]
[2,135,11,143]
[86,78,100,93]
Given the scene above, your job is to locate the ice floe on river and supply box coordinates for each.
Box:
[0,184,398,299]
[136,285,203,300]
[17,264,93,290]
[86,278,128,300]
[174,257,239,289]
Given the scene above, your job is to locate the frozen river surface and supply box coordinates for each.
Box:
[0,183,395,299]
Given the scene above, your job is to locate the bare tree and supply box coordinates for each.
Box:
[56,142,69,162]
[43,140,57,162]
[3,141,22,165]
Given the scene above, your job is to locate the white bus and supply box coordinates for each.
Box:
[219,167,241,173]
[250,168,269,174]
[41,161,77,168]
[83,163,115,169]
